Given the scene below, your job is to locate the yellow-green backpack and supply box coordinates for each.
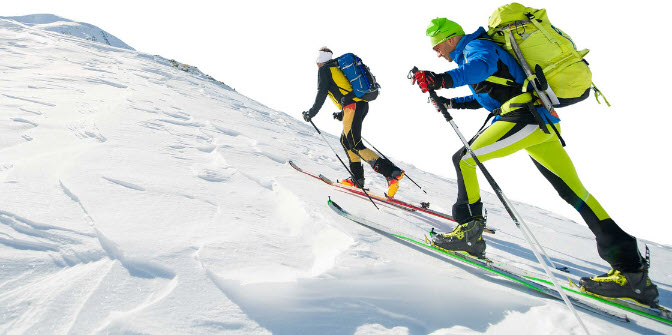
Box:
[487,3,609,107]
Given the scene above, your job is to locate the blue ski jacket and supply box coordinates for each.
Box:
[445,27,559,124]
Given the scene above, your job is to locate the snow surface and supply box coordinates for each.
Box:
[0,14,134,51]
[1,17,671,335]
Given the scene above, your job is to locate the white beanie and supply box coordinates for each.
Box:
[316,50,333,64]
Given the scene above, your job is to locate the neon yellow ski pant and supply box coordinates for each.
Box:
[452,121,641,271]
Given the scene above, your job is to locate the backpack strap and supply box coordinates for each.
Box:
[498,92,535,115]
[591,82,611,106]
[484,76,518,87]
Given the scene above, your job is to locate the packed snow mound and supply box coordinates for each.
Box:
[1,14,134,50]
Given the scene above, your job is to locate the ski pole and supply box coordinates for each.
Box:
[361,136,427,194]
[307,119,379,210]
[410,67,589,335]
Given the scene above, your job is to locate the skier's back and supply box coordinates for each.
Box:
[302,47,404,197]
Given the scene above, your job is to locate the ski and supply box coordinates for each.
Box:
[289,160,414,212]
[290,160,423,212]
[288,160,497,233]
[318,174,416,212]
[528,275,672,326]
[382,193,496,235]
[288,160,323,181]
[487,255,672,325]
[327,197,672,326]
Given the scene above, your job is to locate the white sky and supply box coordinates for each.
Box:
[4,1,672,246]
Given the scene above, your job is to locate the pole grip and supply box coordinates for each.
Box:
[409,66,453,122]
[430,90,453,122]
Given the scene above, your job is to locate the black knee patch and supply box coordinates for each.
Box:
[452,147,467,168]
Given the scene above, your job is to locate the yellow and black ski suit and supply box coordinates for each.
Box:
[307,59,398,180]
[442,28,643,272]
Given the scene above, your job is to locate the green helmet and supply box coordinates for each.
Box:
[426,18,464,47]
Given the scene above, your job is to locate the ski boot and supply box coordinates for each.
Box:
[579,269,659,306]
[431,216,486,258]
[372,158,404,198]
[340,162,365,188]
[339,177,365,188]
[386,169,404,198]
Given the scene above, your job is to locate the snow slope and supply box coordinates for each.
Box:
[1,17,671,335]
[0,14,134,50]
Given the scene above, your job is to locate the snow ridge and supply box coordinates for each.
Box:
[1,14,134,50]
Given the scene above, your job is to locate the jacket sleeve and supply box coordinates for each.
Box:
[452,95,482,109]
[445,41,499,89]
[307,66,330,117]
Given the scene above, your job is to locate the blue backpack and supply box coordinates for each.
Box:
[336,53,380,101]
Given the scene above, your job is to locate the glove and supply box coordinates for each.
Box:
[340,92,355,107]
[302,111,312,122]
[431,96,453,113]
[333,111,344,121]
[412,70,449,93]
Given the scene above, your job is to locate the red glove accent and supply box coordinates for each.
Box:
[412,71,435,93]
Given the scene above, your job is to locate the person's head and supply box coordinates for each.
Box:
[426,18,464,62]
[316,47,333,67]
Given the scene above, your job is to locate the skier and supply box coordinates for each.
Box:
[302,47,404,197]
[411,18,659,305]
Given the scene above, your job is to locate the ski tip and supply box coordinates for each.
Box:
[318,174,333,184]
[328,198,343,211]
[288,160,301,171]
